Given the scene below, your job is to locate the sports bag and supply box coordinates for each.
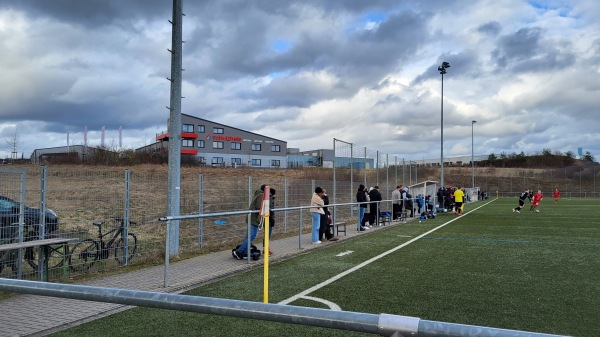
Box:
[232,244,261,260]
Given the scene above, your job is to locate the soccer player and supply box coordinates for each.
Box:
[529,190,543,212]
[553,188,560,203]
[453,186,465,216]
[512,189,532,213]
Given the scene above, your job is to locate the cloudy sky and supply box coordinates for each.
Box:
[1,0,599,162]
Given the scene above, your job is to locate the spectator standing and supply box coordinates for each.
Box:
[362,187,371,230]
[391,186,402,221]
[401,186,408,214]
[233,184,266,260]
[310,187,325,244]
[356,184,367,231]
[553,188,560,203]
[404,187,414,218]
[319,189,338,241]
[369,186,382,226]
[436,188,444,210]
[417,194,424,214]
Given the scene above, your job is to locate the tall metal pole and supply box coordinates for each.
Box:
[438,62,450,190]
[472,120,476,192]
[167,0,183,257]
[440,71,444,189]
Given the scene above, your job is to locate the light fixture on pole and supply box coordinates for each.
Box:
[472,120,477,194]
[438,61,450,189]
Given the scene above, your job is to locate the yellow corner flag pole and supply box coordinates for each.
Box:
[264,215,269,303]
[261,186,271,303]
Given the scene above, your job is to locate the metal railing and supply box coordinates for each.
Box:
[0,279,569,337]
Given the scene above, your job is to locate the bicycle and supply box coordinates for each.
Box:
[69,217,138,272]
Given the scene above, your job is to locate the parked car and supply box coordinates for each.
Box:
[0,195,59,240]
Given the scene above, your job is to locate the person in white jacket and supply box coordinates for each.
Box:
[310,187,325,244]
[391,185,402,221]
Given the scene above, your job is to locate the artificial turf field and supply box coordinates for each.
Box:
[52,197,600,337]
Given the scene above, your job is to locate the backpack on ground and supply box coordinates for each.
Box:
[232,244,261,260]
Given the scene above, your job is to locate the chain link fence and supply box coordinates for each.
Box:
[1,160,598,281]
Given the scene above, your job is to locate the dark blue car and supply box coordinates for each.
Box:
[0,195,59,240]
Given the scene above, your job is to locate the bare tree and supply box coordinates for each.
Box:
[5,127,20,160]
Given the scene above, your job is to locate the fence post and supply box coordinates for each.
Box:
[38,166,47,281]
[164,219,170,288]
[198,174,204,248]
[123,169,130,266]
[364,147,367,186]
[350,142,354,217]
[284,178,288,233]
[376,151,379,186]
[17,172,26,279]
[247,176,253,264]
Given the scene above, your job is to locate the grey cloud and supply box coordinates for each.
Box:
[412,49,482,85]
[492,27,576,72]
[477,21,502,36]
[4,0,169,28]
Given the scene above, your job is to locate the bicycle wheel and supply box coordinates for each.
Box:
[69,239,99,272]
[114,233,137,265]
[25,244,68,271]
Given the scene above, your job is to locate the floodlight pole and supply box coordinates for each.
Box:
[472,120,476,192]
[166,0,183,256]
[438,62,450,189]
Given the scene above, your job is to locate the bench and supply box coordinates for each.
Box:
[332,222,347,236]
[378,212,391,226]
[0,237,78,281]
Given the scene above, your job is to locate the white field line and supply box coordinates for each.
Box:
[336,251,354,257]
[299,295,342,311]
[278,199,497,306]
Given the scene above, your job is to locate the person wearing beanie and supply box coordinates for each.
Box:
[356,184,367,231]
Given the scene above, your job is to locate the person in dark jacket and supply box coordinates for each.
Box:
[436,188,444,210]
[319,189,338,241]
[356,184,367,231]
[368,186,382,226]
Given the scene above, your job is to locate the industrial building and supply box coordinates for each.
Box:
[139,114,288,168]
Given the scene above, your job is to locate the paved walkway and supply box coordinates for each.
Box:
[0,220,406,337]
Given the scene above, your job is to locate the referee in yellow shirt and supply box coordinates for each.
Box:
[453,186,465,216]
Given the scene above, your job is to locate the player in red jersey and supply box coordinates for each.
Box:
[530,190,543,212]
[553,188,560,203]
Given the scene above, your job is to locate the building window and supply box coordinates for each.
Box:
[251,144,261,151]
[231,142,241,150]
[271,145,281,152]
[182,139,194,147]
[198,125,205,133]
[213,127,224,134]
[251,159,261,166]
[182,124,194,133]
[271,160,280,167]
[213,141,224,149]
[232,158,242,166]
[197,140,205,148]
[212,157,224,164]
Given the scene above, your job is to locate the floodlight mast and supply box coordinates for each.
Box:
[472,120,477,194]
[438,61,450,190]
